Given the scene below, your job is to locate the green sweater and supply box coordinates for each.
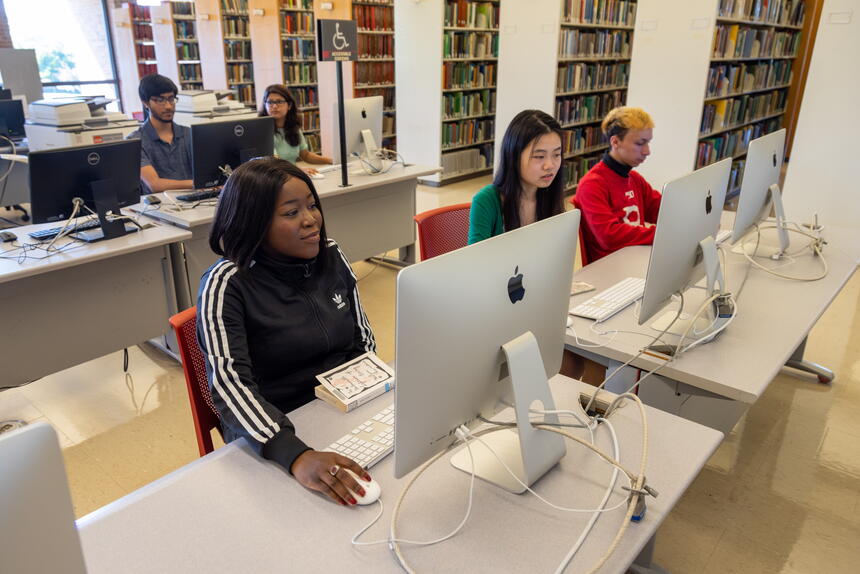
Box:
[468,184,504,244]
[273,129,308,164]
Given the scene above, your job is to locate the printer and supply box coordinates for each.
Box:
[25,96,139,151]
[174,90,258,125]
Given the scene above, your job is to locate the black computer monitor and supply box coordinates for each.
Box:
[0,99,26,140]
[29,140,142,224]
[190,117,275,188]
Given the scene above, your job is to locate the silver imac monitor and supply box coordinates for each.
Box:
[638,157,732,339]
[0,422,88,574]
[394,209,580,493]
[730,128,789,257]
[331,96,383,164]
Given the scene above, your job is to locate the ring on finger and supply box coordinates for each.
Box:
[328,464,340,477]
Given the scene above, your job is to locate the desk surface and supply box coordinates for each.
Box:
[77,377,722,573]
[567,216,858,403]
[0,220,191,284]
[129,163,441,230]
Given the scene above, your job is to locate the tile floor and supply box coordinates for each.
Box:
[2,175,859,573]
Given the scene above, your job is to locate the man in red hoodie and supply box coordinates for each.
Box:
[574,107,662,263]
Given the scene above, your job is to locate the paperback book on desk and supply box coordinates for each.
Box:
[314,352,395,412]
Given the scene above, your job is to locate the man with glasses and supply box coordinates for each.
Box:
[127,74,194,193]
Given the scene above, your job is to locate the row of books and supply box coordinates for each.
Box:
[133,24,154,42]
[358,35,394,59]
[234,85,256,104]
[290,86,319,108]
[131,5,151,20]
[557,61,629,94]
[172,1,194,17]
[355,61,394,86]
[355,87,394,108]
[179,63,202,82]
[177,43,200,60]
[442,61,496,90]
[281,0,313,10]
[137,63,158,77]
[717,0,805,27]
[283,37,316,60]
[306,133,321,153]
[555,89,625,126]
[283,62,318,84]
[227,63,254,83]
[444,1,499,29]
[562,125,607,156]
[174,21,196,40]
[563,154,601,191]
[223,17,249,38]
[442,89,495,119]
[135,45,155,61]
[441,144,494,177]
[712,25,800,59]
[282,11,315,35]
[443,31,499,59]
[441,118,495,149]
[353,4,393,31]
[695,118,780,169]
[300,109,320,131]
[221,0,249,14]
[727,159,745,196]
[225,40,252,60]
[700,90,787,134]
[562,0,638,27]
[559,29,631,59]
[706,59,792,99]
[382,114,396,136]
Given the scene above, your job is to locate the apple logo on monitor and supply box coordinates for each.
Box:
[361,109,367,119]
[705,190,712,215]
[508,266,525,304]
[772,152,777,167]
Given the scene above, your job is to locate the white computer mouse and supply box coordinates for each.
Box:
[309,172,325,180]
[344,469,381,505]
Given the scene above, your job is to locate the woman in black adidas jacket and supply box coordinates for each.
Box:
[197,158,375,506]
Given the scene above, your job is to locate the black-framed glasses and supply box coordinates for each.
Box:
[150,95,177,105]
[265,99,288,107]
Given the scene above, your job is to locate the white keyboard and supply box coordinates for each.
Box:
[570,277,646,322]
[318,161,358,174]
[324,405,394,469]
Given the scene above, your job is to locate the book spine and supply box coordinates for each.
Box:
[345,381,395,412]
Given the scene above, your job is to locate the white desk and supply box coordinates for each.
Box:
[0,221,191,387]
[77,377,722,573]
[130,163,440,311]
[566,218,858,432]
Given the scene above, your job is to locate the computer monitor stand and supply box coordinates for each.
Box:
[449,331,567,494]
[650,236,733,344]
[71,180,131,243]
[733,183,791,259]
[360,128,383,172]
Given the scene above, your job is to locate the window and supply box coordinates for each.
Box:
[5,0,121,111]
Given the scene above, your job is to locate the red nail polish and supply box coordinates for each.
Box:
[364,473,372,481]
[349,497,357,505]
[358,488,366,497]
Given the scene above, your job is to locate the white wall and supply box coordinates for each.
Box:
[782,0,860,251]
[626,0,717,190]
[493,0,561,166]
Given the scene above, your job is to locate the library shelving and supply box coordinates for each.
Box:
[353,0,397,150]
[697,0,806,199]
[172,1,204,90]
[279,0,320,152]
[221,0,255,104]
[555,0,637,194]
[131,3,158,78]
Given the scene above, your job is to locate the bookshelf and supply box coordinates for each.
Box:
[352,0,397,150]
[697,0,806,200]
[172,1,204,90]
[221,0,255,105]
[555,0,637,195]
[280,0,320,152]
[131,3,158,78]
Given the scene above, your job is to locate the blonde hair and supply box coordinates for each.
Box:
[601,107,654,140]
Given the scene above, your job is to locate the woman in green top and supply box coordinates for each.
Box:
[259,84,333,174]
[468,109,565,244]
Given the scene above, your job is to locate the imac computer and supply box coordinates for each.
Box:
[0,99,26,140]
[638,157,733,341]
[730,128,789,257]
[331,96,383,166]
[394,209,581,493]
[191,116,275,188]
[29,139,142,239]
[0,423,88,574]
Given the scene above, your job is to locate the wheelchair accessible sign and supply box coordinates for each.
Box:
[317,20,358,61]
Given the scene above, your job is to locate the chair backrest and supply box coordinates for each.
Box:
[570,195,590,266]
[168,306,222,457]
[413,202,471,261]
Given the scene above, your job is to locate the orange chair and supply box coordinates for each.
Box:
[569,195,591,266]
[413,203,471,261]
[169,307,222,457]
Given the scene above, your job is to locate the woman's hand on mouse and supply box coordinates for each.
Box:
[291,450,371,506]
[303,167,320,176]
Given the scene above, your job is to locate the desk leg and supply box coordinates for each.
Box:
[629,535,670,574]
[784,336,834,384]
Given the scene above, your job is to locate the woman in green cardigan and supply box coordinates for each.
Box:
[468,109,565,244]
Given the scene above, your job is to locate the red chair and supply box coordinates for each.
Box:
[413,203,471,261]
[169,307,222,457]
[569,196,591,266]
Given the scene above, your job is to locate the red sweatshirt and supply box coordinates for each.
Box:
[573,156,662,263]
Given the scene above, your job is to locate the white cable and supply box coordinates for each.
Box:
[43,199,83,252]
[741,224,828,281]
